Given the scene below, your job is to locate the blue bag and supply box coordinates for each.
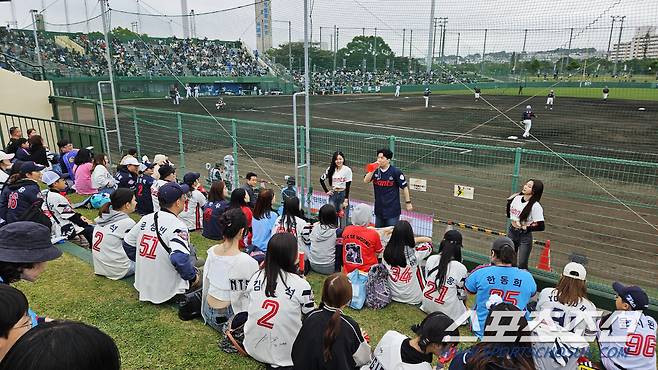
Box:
[347,269,368,310]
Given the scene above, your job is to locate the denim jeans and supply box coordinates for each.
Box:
[507,226,533,269]
[375,214,400,228]
[328,190,348,225]
[203,302,234,334]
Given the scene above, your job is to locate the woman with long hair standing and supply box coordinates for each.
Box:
[506,179,545,269]
[421,230,468,322]
[244,233,315,369]
[319,151,352,227]
[291,273,371,370]
[382,220,432,305]
[73,148,95,195]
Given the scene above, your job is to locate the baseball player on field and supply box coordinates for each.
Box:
[602,86,610,102]
[545,89,555,110]
[394,82,401,97]
[124,182,201,304]
[185,84,192,99]
[423,87,431,108]
[193,85,199,98]
[474,87,481,101]
[521,105,536,138]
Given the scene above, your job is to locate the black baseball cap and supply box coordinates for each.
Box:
[412,312,459,347]
[491,236,514,251]
[613,282,649,310]
[158,182,190,204]
[158,164,176,179]
[0,222,62,263]
[183,172,200,185]
[19,161,45,174]
[438,229,463,254]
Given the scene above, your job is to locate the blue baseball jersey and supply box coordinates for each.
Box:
[465,265,537,338]
[115,169,137,191]
[62,150,78,180]
[522,110,535,120]
[372,165,407,219]
[135,174,155,215]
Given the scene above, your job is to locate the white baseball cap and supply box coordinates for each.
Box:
[42,170,62,186]
[563,262,587,281]
[121,156,140,166]
[0,151,15,161]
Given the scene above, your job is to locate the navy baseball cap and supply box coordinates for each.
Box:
[19,161,45,174]
[0,222,62,263]
[183,172,200,185]
[158,182,190,204]
[613,282,649,310]
[158,164,176,179]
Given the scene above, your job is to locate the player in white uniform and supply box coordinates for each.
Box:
[533,262,598,369]
[193,85,199,98]
[421,230,468,322]
[368,312,459,370]
[41,171,93,245]
[124,182,200,304]
[243,233,315,368]
[545,90,555,110]
[185,84,192,99]
[521,105,536,138]
[423,88,431,108]
[394,83,401,97]
[179,172,207,231]
[92,188,137,280]
[151,164,176,213]
[598,282,656,370]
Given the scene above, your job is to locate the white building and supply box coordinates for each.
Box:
[610,26,658,61]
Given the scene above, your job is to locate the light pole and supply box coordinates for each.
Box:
[273,20,293,72]
[613,16,626,76]
[425,0,436,74]
[607,16,617,60]
[30,10,43,73]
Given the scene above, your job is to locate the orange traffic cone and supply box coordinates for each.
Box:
[536,240,552,272]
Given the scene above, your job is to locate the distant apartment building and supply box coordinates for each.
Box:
[610,26,658,60]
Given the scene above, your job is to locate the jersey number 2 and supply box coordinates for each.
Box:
[256,299,280,329]
[92,231,104,252]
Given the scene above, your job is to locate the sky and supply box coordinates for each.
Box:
[2,0,657,57]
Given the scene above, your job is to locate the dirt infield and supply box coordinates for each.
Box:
[112,93,658,297]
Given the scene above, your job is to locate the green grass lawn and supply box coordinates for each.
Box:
[16,194,607,369]
[429,86,658,101]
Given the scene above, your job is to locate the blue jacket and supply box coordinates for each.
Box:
[202,200,230,240]
[115,169,137,191]
[136,174,155,215]
[0,179,42,224]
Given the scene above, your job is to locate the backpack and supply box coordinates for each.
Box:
[366,263,391,309]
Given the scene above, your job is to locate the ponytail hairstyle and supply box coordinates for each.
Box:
[0,284,29,339]
[325,151,345,187]
[492,244,517,266]
[219,208,247,241]
[383,220,415,268]
[263,233,298,297]
[321,273,352,362]
[92,154,107,171]
[229,188,248,209]
[518,179,543,223]
[280,196,301,232]
[434,240,463,288]
[98,188,135,216]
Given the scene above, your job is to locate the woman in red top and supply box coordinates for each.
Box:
[229,188,252,248]
[341,203,383,274]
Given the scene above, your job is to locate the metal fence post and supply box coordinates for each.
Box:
[71,100,79,123]
[133,108,141,158]
[299,124,306,209]
[507,147,523,229]
[176,112,185,175]
[232,119,239,191]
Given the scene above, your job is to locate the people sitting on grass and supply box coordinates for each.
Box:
[150,164,176,213]
[114,156,140,192]
[41,171,94,246]
[124,182,200,304]
[244,233,315,369]
[382,220,432,305]
[369,311,459,369]
[92,188,137,280]
[28,135,49,168]
[421,230,468,322]
[272,196,310,266]
[135,162,156,216]
[341,203,383,274]
[91,154,116,194]
[0,285,32,361]
[73,148,96,196]
[13,138,30,162]
[202,181,230,240]
[0,161,45,226]
[179,172,207,232]
[308,204,343,275]
[228,188,253,248]
[0,320,121,370]
[201,209,259,351]
[291,273,371,370]
[249,188,278,262]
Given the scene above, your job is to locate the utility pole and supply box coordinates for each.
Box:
[136,0,143,36]
[425,0,436,74]
[439,18,447,64]
[402,28,406,58]
[64,0,71,32]
[319,27,322,50]
[607,16,617,60]
[431,18,438,66]
[288,21,292,72]
[409,29,413,65]
[455,32,460,65]
[613,16,626,76]
[181,0,189,38]
[84,0,91,33]
[362,27,365,37]
[481,29,488,74]
[30,10,43,72]
[332,25,337,88]
[560,27,574,75]
[373,27,377,72]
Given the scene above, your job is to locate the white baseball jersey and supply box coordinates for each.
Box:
[41,190,81,243]
[201,247,259,318]
[244,270,315,367]
[0,170,9,192]
[598,311,657,370]
[508,195,544,225]
[91,210,136,280]
[271,215,309,255]
[91,165,116,189]
[125,211,191,304]
[383,242,432,305]
[420,255,468,322]
[150,179,168,212]
[321,165,353,190]
[179,189,207,231]
[367,330,433,370]
[536,287,598,338]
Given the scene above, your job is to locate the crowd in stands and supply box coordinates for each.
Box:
[1,126,656,369]
[0,28,267,78]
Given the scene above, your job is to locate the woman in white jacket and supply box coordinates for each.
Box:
[91,154,116,194]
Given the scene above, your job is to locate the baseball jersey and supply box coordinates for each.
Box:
[202,199,230,240]
[0,179,43,225]
[522,110,536,121]
[372,165,407,219]
[179,189,207,231]
[202,247,259,317]
[62,150,78,180]
[124,211,192,304]
[41,190,80,243]
[150,179,169,212]
[383,242,432,305]
[243,270,315,367]
[421,255,468,322]
[135,174,155,215]
[341,225,384,274]
[547,92,555,98]
[536,287,598,338]
[465,265,537,338]
[321,165,353,190]
[598,311,657,370]
[91,210,136,280]
[368,330,433,370]
[271,215,309,255]
[508,195,544,225]
[115,168,137,191]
